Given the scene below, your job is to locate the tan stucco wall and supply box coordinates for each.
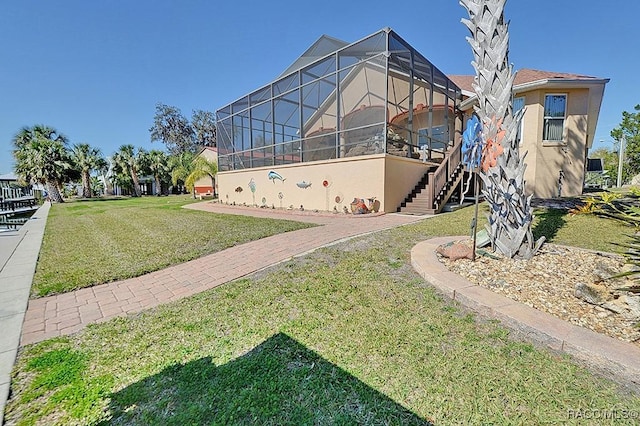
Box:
[384,156,432,210]
[517,92,541,196]
[461,85,601,199]
[218,155,393,212]
[519,88,589,198]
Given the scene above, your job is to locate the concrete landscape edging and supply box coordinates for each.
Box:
[411,236,640,393]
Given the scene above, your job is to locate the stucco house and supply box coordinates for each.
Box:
[215,28,608,214]
[449,69,609,198]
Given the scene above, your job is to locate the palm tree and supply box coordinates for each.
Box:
[146,150,170,195]
[12,125,72,203]
[90,175,105,196]
[70,143,107,198]
[185,156,218,198]
[169,151,195,194]
[460,0,544,259]
[111,145,147,197]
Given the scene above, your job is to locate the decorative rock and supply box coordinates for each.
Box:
[620,263,640,275]
[602,300,625,315]
[490,279,509,289]
[624,295,640,320]
[575,282,611,305]
[592,261,617,282]
[436,242,473,261]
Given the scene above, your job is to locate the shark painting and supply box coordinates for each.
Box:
[268,170,286,183]
[296,181,312,189]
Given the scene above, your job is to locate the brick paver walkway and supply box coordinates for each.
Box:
[21,203,424,345]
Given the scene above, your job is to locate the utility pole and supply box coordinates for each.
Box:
[617,135,626,187]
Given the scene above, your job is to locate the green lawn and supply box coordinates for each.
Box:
[31,195,314,297]
[7,200,639,425]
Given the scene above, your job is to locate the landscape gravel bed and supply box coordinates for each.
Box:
[439,242,640,345]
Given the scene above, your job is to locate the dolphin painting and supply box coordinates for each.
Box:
[296,181,312,189]
[268,170,286,183]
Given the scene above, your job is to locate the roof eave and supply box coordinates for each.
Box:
[459,78,610,111]
[514,78,610,93]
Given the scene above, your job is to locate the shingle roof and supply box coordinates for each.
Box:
[447,75,475,93]
[447,68,601,93]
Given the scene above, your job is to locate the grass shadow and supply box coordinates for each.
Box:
[103,333,432,425]
[533,208,568,243]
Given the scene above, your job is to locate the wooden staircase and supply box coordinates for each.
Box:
[397,139,465,215]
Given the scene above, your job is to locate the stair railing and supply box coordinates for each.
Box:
[426,138,463,210]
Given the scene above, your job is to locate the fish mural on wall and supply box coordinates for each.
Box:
[248,178,257,206]
[235,186,243,193]
[296,181,312,189]
[268,170,286,183]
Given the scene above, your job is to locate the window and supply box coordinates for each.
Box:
[543,94,566,142]
[512,96,525,144]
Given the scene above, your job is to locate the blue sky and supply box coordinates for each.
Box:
[1,0,638,174]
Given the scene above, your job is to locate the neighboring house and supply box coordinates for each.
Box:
[108,174,163,197]
[215,28,608,214]
[449,69,609,198]
[193,146,218,198]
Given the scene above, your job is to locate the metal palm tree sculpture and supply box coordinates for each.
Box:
[460,0,544,259]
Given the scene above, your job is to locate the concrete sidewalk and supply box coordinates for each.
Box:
[0,202,50,425]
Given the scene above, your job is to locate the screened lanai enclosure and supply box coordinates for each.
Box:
[216,28,465,214]
[217,28,461,170]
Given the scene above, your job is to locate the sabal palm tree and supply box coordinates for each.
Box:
[185,156,218,198]
[70,143,107,198]
[460,0,544,259]
[12,125,72,203]
[112,145,147,197]
[146,150,169,195]
[169,151,195,194]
